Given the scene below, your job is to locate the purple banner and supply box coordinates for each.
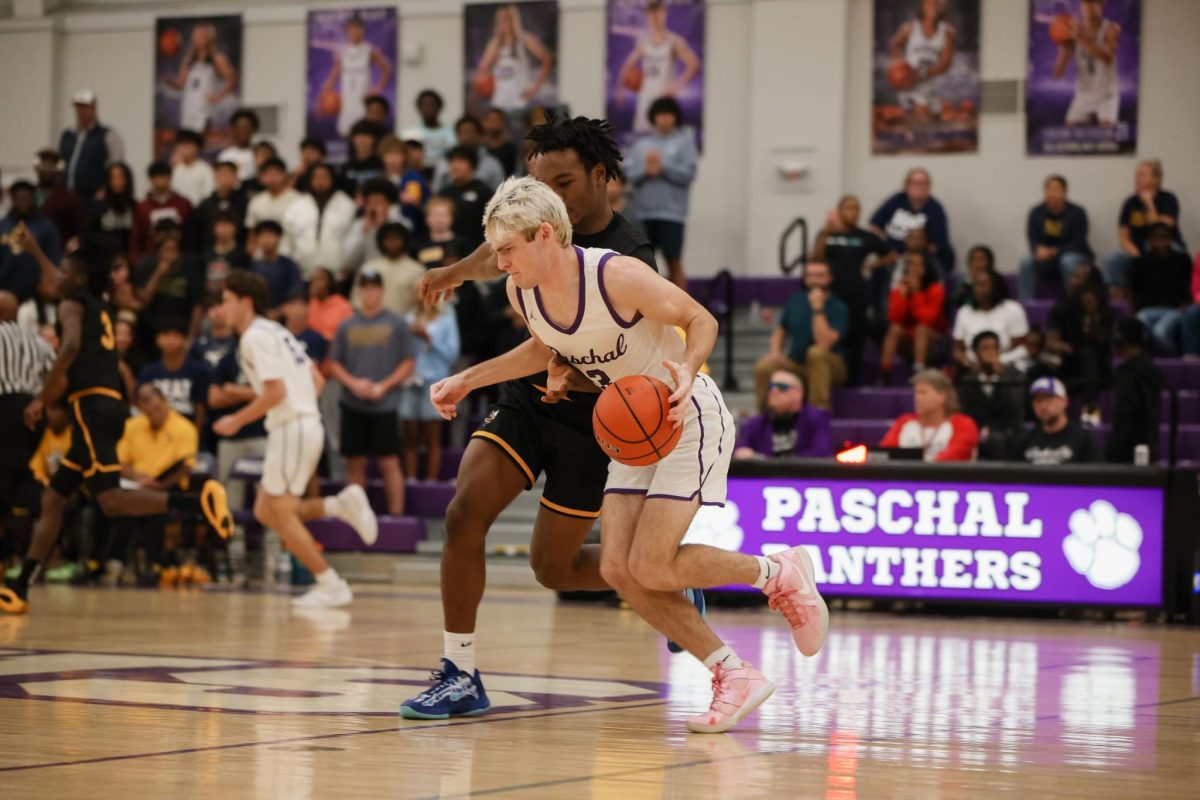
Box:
[153,15,242,160]
[685,476,1164,605]
[1026,0,1141,156]
[872,0,979,155]
[306,8,397,163]
[605,0,705,149]
[463,2,560,120]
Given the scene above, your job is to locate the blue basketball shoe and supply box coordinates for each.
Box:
[400,658,491,719]
[667,588,707,654]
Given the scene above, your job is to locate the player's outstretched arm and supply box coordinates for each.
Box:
[24,299,83,429]
[418,241,501,305]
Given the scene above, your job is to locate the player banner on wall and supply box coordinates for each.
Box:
[871,0,980,155]
[1026,0,1141,156]
[464,2,559,121]
[605,0,705,149]
[153,15,242,160]
[306,8,397,163]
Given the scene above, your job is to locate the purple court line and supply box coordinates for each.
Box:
[0,699,668,774]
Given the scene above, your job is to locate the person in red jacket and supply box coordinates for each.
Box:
[879,250,946,380]
[880,369,979,462]
[130,161,192,263]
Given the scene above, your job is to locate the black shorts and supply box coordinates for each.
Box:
[642,219,686,261]
[340,405,400,457]
[51,390,126,497]
[471,380,608,519]
[0,393,41,514]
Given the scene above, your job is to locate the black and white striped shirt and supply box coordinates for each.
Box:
[0,321,55,396]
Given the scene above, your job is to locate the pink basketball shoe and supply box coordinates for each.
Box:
[763,546,829,657]
[685,662,776,734]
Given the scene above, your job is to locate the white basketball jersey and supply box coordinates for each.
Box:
[1075,20,1117,100]
[492,41,530,110]
[237,317,319,431]
[339,42,372,132]
[181,58,216,131]
[635,33,675,131]
[904,19,947,73]
[518,246,684,390]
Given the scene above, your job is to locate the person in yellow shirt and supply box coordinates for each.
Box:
[29,406,72,487]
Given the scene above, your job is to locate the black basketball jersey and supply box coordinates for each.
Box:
[64,292,122,397]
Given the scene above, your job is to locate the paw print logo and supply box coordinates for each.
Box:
[682,502,744,553]
[1062,500,1143,590]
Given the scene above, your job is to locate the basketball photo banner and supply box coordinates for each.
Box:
[871,0,980,155]
[306,7,398,163]
[1026,0,1141,156]
[153,15,243,160]
[605,0,705,149]
[463,2,560,121]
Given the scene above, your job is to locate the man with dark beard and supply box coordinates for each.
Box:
[733,370,832,459]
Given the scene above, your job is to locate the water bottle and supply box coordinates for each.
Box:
[1134,444,1150,466]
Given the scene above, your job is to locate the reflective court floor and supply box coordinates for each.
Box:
[2,585,1199,798]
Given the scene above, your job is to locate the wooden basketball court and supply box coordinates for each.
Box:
[2,584,1198,798]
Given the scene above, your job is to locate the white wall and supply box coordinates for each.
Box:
[2,0,1198,276]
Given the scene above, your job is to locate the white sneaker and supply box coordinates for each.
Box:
[336,484,378,546]
[291,578,353,608]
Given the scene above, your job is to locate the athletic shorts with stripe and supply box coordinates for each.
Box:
[261,415,324,497]
[604,373,736,506]
[50,390,126,497]
[471,379,608,520]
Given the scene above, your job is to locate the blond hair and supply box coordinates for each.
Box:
[911,369,959,413]
[483,176,573,248]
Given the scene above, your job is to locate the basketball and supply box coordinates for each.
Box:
[622,65,644,93]
[318,88,341,117]
[1049,13,1074,44]
[592,375,682,467]
[158,28,182,58]
[473,72,495,99]
[886,59,917,91]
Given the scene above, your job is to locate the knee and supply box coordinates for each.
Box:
[626,553,677,592]
[96,491,124,518]
[444,495,488,543]
[599,556,637,596]
[530,552,571,590]
[804,345,828,363]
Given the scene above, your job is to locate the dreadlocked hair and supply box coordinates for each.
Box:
[526,115,625,182]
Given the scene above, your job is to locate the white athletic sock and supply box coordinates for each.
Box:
[445,631,476,674]
[702,645,743,672]
[752,556,779,589]
[324,495,342,518]
[316,567,341,587]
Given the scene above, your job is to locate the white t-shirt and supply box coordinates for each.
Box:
[237,317,319,432]
[171,160,215,207]
[952,300,1030,364]
[245,189,319,271]
[217,145,256,182]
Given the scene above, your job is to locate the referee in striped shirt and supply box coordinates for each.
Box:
[1,290,56,516]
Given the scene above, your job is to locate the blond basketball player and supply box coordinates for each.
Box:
[427,177,830,734]
[1054,0,1121,127]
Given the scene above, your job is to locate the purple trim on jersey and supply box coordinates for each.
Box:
[515,287,530,322]
[603,488,648,495]
[701,501,727,508]
[646,491,700,502]
[704,376,726,456]
[533,247,587,334]
[596,250,643,329]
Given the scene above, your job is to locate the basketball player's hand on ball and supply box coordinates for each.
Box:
[419,267,461,307]
[663,360,693,429]
[430,375,468,421]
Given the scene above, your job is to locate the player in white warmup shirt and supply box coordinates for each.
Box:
[429,177,830,734]
[320,14,393,138]
[213,271,377,609]
[887,0,956,118]
[474,3,554,114]
[1054,0,1121,127]
[172,23,238,134]
[614,0,701,133]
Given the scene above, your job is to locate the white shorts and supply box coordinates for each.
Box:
[1066,91,1119,125]
[899,78,943,114]
[604,373,735,506]
[261,416,324,497]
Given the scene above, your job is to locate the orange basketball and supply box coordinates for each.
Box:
[158,28,182,58]
[887,59,918,91]
[621,65,643,93]
[593,375,683,467]
[319,89,341,117]
[473,72,495,99]
[1049,13,1074,45]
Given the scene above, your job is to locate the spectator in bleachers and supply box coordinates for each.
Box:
[200,211,249,295]
[114,313,139,400]
[1047,267,1115,421]
[306,267,354,344]
[2,181,62,267]
[733,370,832,460]
[401,89,456,167]
[241,141,279,197]
[1018,325,1060,383]
[340,120,386,191]
[132,224,204,345]
[381,136,429,238]
[291,137,327,194]
[438,147,493,252]
[483,109,519,178]
[139,317,210,429]
[330,269,416,515]
[626,97,698,290]
[1105,159,1187,300]
[217,109,259,183]
[107,254,141,314]
[195,162,248,252]
[34,149,86,246]
[189,295,236,371]
[249,221,303,316]
[1106,318,1163,464]
[118,384,198,491]
[1011,377,1100,465]
[951,268,1029,369]
[88,162,136,255]
[950,244,993,309]
[959,331,1025,459]
[880,370,979,462]
[1184,253,1200,360]
[281,295,328,364]
[402,292,461,481]
[341,178,407,279]
[868,167,953,276]
[354,222,424,317]
[364,95,392,130]
[879,250,946,382]
[59,89,124,201]
[29,405,71,487]
[754,261,847,411]
[431,115,506,193]
[415,197,468,270]
[130,162,192,263]
[306,164,357,279]
[170,130,214,207]
[1129,223,1191,356]
[1018,175,1091,301]
[244,158,318,273]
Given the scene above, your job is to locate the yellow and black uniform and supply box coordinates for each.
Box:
[51,292,127,497]
[117,411,198,487]
[29,427,72,486]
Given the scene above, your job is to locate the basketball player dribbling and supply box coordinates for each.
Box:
[172,22,237,135]
[320,14,393,138]
[0,242,234,615]
[887,0,956,119]
[414,178,830,733]
[213,271,378,609]
[1054,0,1121,128]
[474,3,554,114]
[614,0,701,133]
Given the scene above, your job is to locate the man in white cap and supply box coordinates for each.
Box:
[57,89,125,202]
[1013,376,1101,465]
